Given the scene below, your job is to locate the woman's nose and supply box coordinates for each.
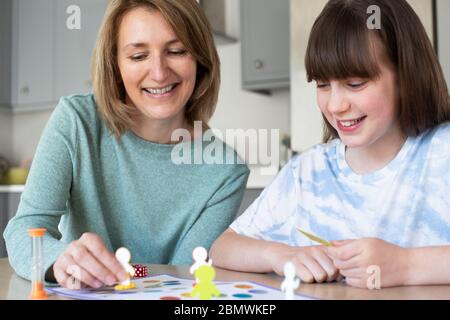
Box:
[148,55,170,82]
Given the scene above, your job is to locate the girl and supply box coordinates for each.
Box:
[4,0,249,289]
[210,0,450,289]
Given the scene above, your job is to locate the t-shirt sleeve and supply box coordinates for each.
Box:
[3,97,78,281]
[230,156,300,243]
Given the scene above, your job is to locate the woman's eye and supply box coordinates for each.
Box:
[130,54,147,61]
[168,49,187,56]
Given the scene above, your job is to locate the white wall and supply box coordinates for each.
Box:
[290,0,435,152]
[290,0,327,153]
[437,0,450,89]
[210,0,290,154]
[210,42,291,156]
[12,109,54,166]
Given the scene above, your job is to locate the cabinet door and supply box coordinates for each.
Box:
[12,0,54,107]
[0,192,21,258]
[241,0,290,90]
[54,0,108,99]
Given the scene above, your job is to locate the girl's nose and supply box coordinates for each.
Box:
[327,89,350,115]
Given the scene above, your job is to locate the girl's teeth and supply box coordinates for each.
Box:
[342,120,357,127]
[341,118,364,127]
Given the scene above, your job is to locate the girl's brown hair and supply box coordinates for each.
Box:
[305,0,450,142]
[91,0,220,137]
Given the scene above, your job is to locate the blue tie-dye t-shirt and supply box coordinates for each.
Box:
[231,123,450,248]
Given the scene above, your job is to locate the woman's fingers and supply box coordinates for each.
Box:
[79,233,128,282]
[53,233,129,289]
[54,252,103,288]
[68,242,116,286]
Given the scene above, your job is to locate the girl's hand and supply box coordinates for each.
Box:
[269,245,340,283]
[53,233,128,289]
[327,238,411,289]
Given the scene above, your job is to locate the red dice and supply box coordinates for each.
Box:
[132,264,148,278]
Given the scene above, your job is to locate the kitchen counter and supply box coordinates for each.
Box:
[0,185,25,193]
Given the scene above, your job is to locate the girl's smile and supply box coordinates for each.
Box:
[336,116,367,132]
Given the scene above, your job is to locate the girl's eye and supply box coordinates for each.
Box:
[347,81,367,89]
[316,83,330,89]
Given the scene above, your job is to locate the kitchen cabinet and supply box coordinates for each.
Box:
[0,188,22,258]
[0,0,54,111]
[0,0,108,112]
[240,0,290,92]
[54,0,108,99]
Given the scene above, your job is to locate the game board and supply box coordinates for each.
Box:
[47,274,315,300]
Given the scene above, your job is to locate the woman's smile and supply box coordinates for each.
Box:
[142,83,180,99]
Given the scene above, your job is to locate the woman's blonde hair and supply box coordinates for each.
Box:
[91,0,220,137]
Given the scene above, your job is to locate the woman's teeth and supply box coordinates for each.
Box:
[144,84,175,95]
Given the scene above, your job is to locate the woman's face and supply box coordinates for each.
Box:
[117,7,197,123]
[316,45,400,150]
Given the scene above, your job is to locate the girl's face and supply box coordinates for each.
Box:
[316,48,401,149]
[117,8,197,123]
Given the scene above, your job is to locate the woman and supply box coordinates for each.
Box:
[4,0,249,289]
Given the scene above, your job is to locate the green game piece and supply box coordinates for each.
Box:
[191,265,221,300]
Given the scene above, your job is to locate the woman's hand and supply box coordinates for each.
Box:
[268,245,340,283]
[327,238,411,289]
[53,233,128,289]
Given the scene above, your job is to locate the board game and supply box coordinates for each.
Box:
[47,274,315,300]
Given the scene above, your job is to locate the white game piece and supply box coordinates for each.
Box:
[115,247,135,287]
[189,246,212,275]
[280,261,300,300]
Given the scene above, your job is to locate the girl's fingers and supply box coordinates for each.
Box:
[332,255,361,270]
[339,267,365,279]
[300,255,329,283]
[327,241,362,261]
[293,262,315,283]
[314,249,340,282]
[330,239,354,247]
[345,277,367,289]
